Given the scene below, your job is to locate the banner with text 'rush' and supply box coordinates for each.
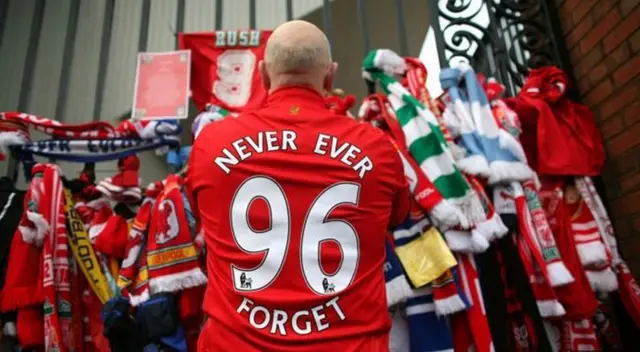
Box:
[178,30,272,113]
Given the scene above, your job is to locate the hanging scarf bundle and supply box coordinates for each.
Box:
[493,183,565,318]
[362,49,485,228]
[574,177,640,326]
[450,253,494,352]
[405,286,455,352]
[146,175,206,294]
[27,164,73,352]
[359,94,468,228]
[564,182,617,293]
[539,181,599,320]
[482,83,573,287]
[439,65,532,184]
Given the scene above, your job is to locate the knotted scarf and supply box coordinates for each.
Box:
[439,65,532,184]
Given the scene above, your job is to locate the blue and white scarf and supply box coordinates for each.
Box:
[385,237,414,308]
[439,65,532,184]
[406,287,454,352]
[16,137,180,163]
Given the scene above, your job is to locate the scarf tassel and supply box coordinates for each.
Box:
[148,268,208,294]
[585,268,618,293]
[444,230,489,253]
[546,261,575,287]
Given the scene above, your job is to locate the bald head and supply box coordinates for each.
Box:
[259,20,337,94]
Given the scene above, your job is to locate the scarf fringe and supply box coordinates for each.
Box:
[434,294,467,316]
[546,261,575,287]
[456,153,491,178]
[445,230,489,253]
[576,241,608,267]
[450,191,487,228]
[129,289,150,307]
[586,268,619,293]
[487,160,534,185]
[22,211,48,246]
[431,199,470,228]
[149,267,207,294]
[536,299,566,318]
[386,275,415,308]
[497,128,528,162]
[474,211,509,242]
[3,322,16,337]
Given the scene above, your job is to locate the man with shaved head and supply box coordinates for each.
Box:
[188,20,409,351]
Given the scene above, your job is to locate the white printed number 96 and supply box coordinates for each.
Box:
[230,176,360,295]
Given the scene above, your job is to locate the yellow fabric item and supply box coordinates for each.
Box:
[64,189,114,304]
[395,226,457,287]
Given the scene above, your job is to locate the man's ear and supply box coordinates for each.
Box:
[259,61,270,91]
[324,62,338,92]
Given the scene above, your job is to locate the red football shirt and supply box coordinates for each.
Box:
[178,30,272,112]
[187,86,410,352]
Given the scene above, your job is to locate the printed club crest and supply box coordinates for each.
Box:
[155,199,180,244]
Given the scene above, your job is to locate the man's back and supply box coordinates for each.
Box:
[188,87,409,351]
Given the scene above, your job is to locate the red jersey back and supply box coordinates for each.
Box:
[187,87,410,352]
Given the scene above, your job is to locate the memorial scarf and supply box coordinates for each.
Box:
[18,137,179,163]
[362,49,485,226]
[63,189,113,304]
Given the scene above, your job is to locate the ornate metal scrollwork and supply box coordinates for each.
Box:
[430,0,565,96]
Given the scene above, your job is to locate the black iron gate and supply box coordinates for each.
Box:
[427,0,576,98]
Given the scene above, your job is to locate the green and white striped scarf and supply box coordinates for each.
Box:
[363,49,484,225]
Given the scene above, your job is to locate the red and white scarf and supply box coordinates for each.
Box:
[450,253,493,352]
[146,175,206,294]
[32,164,74,352]
[539,181,599,320]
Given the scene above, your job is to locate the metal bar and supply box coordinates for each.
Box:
[54,0,81,121]
[138,0,151,52]
[393,0,408,56]
[215,0,223,30]
[428,0,447,69]
[323,0,332,43]
[92,0,115,120]
[175,0,185,48]
[356,0,370,54]
[18,0,45,112]
[286,0,293,21]
[0,0,9,52]
[249,0,256,29]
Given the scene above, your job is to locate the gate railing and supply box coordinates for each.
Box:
[428,0,576,98]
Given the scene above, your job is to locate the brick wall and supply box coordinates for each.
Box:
[554,0,640,273]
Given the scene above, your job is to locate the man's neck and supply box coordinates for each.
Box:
[269,76,325,96]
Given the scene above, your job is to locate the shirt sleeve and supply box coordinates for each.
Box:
[388,142,411,228]
[185,127,218,223]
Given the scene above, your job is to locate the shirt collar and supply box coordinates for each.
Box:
[266,86,327,109]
